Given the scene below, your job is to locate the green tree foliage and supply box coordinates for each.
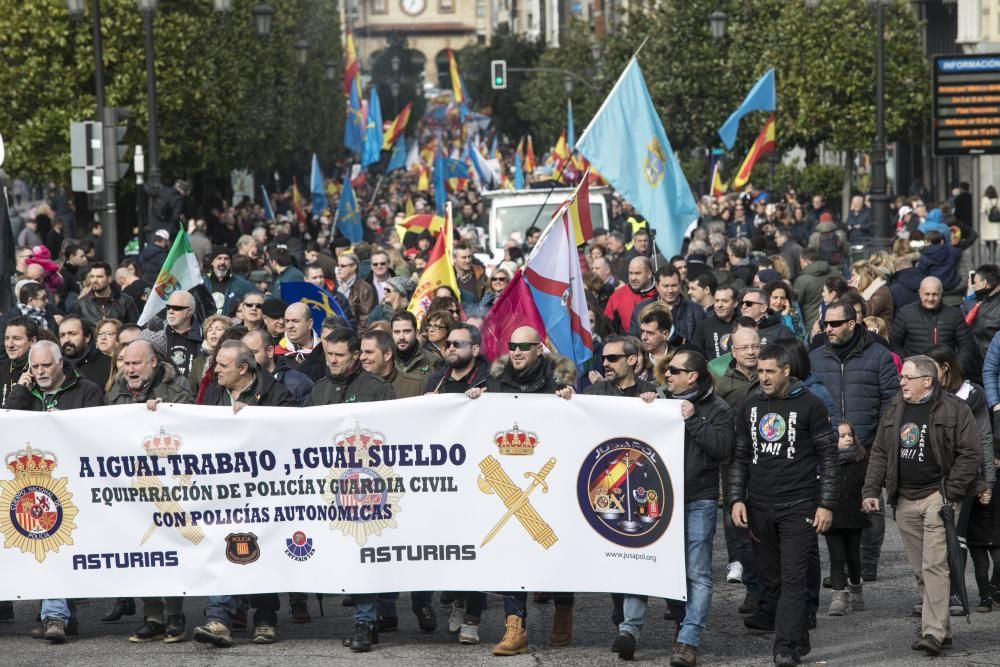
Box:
[457,25,544,141]
[0,0,344,184]
[515,21,604,149]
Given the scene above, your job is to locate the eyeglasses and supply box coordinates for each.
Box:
[603,353,626,363]
[165,304,191,312]
[741,300,765,308]
[822,318,851,329]
[427,323,446,331]
[492,276,509,283]
[371,261,387,267]
[243,302,263,309]
[900,374,930,383]
[732,344,761,353]
[666,365,693,375]
[508,341,539,352]
[445,340,471,349]
[96,331,117,338]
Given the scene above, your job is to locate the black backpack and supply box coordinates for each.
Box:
[818,230,842,265]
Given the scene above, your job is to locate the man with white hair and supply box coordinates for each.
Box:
[164,290,203,377]
[4,340,103,642]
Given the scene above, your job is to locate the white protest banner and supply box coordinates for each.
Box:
[0,394,685,600]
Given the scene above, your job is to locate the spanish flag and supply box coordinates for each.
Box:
[711,161,729,197]
[408,202,460,325]
[416,164,430,192]
[291,177,306,224]
[553,130,570,162]
[343,29,360,97]
[395,213,446,243]
[383,102,412,151]
[732,113,776,190]
[563,173,594,246]
[524,135,537,173]
[448,49,467,105]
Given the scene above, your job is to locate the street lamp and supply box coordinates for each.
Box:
[137,0,160,196]
[251,2,274,37]
[391,55,400,73]
[804,0,820,9]
[563,75,573,95]
[213,0,232,11]
[324,60,337,81]
[294,36,309,65]
[709,3,727,40]
[66,0,84,16]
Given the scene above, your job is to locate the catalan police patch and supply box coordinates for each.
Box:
[225,532,260,565]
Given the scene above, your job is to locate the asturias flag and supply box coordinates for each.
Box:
[280,281,351,334]
[362,87,384,168]
[310,154,328,214]
[344,81,365,157]
[576,57,699,259]
[718,68,776,150]
[336,173,363,243]
[139,227,205,326]
[386,136,407,174]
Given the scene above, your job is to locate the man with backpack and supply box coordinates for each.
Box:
[808,212,849,274]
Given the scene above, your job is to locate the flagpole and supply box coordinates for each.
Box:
[524,148,579,234]
[368,175,384,207]
[631,36,650,60]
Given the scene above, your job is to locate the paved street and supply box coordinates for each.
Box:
[2,516,999,666]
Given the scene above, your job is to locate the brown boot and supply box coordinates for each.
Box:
[550,605,573,646]
[492,614,528,656]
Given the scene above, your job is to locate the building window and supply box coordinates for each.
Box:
[439,0,454,13]
[372,0,386,14]
[476,0,486,17]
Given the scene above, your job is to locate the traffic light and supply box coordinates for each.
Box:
[70,121,104,193]
[491,60,507,90]
[102,107,131,184]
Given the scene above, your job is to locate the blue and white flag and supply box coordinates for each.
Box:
[336,174,363,243]
[362,87,384,167]
[386,136,407,173]
[261,185,275,221]
[718,69,776,150]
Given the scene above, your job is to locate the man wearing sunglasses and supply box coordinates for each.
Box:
[809,299,899,582]
[426,323,489,396]
[465,325,574,655]
[164,290,203,378]
[583,335,656,399]
[739,288,794,347]
[862,355,981,656]
[615,349,732,666]
[729,344,839,667]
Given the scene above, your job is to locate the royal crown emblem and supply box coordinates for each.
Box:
[334,422,386,451]
[143,427,182,457]
[0,445,79,562]
[494,423,538,456]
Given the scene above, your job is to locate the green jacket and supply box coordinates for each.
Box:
[308,365,395,405]
[792,260,840,332]
[715,360,759,413]
[106,363,194,405]
[396,348,439,377]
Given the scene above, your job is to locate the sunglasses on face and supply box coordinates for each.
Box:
[508,341,539,352]
[822,318,852,329]
[603,353,626,363]
[243,302,263,309]
[371,262,387,267]
[666,365,693,375]
[492,276,509,283]
[741,300,765,308]
[445,340,471,349]
[165,305,191,312]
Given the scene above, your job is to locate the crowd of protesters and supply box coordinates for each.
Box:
[3,167,1000,667]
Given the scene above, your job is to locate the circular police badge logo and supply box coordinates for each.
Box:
[758,413,786,443]
[719,333,732,353]
[577,438,674,548]
[899,423,920,448]
[10,485,63,539]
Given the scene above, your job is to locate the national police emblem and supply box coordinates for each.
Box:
[0,446,78,562]
[642,137,667,187]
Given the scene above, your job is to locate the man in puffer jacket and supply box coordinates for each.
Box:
[728,343,838,667]
[890,276,979,378]
[809,300,899,582]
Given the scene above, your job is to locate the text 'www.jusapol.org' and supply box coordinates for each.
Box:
[606,551,656,564]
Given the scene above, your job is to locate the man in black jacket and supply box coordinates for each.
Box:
[1,317,38,406]
[628,265,704,344]
[58,315,112,388]
[729,344,838,667]
[425,323,489,395]
[466,325,574,655]
[307,328,393,652]
[890,277,978,377]
[4,340,103,643]
[739,288,795,346]
[72,262,140,327]
[613,349,732,666]
[691,286,738,360]
[584,335,657,398]
[194,341,295,648]
[241,328,313,406]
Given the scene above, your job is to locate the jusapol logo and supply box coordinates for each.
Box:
[285,531,315,561]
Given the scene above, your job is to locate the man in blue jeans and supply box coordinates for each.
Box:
[614,349,733,665]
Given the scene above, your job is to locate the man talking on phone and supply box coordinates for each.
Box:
[728,343,838,667]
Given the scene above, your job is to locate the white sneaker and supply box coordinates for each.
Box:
[458,623,480,645]
[727,561,744,584]
[448,602,465,633]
